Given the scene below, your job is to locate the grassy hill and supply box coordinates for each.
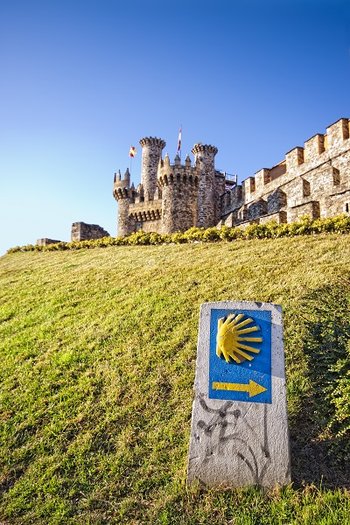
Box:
[0,234,349,524]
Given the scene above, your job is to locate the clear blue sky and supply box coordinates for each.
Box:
[1,0,349,254]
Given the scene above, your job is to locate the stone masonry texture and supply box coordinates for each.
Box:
[71,222,110,242]
[36,238,61,246]
[139,137,166,199]
[113,118,350,236]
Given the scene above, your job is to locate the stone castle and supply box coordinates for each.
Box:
[113,118,350,235]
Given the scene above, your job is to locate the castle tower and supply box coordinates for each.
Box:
[139,137,166,199]
[192,144,218,227]
[113,168,135,236]
[158,154,198,233]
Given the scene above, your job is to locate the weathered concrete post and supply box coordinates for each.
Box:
[187,301,290,487]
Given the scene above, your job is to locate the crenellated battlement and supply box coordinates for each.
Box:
[191,144,218,156]
[222,117,350,228]
[157,153,199,187]
[238,118,350,198]
[113,169,132,200]
[222,119,348,208]
[113,119,350,236]
[129,201,162,223]
[139,136,166,149]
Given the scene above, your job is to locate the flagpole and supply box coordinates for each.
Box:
[177,125,182,161]
[180,123,182,161]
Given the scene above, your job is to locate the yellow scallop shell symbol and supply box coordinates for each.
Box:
[216,313,263,364]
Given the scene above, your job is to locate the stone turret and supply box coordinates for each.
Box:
[113,168,134,236]
[112,119,350,237]
[192,144,218,228]
[139,137,166,199]
[158,153,199,233]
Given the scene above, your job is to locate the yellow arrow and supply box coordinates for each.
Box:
[212,380,267,398]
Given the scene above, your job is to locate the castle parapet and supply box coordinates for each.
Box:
[113,168,131,200]
[243,177,256,201]
[255,168,271,193]
[304,134,325,161]
[139,137,166,149]
[157,158,198,187]
[326,118,350,149]
[112,118,350,237]
[157,154,200,233]
[191,144,218,159]
[286,147,304,171]
[129,201,162,222]
[240,118,350,206]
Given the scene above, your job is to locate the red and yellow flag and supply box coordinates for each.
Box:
[129,146,137,158]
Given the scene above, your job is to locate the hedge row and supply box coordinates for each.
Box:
[7,214,350,253]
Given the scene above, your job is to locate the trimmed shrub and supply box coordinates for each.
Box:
[6,214,350,254]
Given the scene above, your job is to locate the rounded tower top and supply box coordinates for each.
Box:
[191,144,218,156]
[139,137,166,149]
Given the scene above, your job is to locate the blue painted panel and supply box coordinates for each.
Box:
[208,309,272,404]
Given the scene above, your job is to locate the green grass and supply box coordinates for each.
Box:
[0,234,349,524]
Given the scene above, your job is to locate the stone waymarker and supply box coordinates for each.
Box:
[187,301,291,488]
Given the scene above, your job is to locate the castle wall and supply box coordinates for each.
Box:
[128,200,162,233]
[267,189,287,214]
[214,172,226,224]
[248,199,268,220]
[138,218,162,233]
[114,119,350,237]
[160,178,197,233]
[158,159,198,233]
[288,201,320,222]
[259,211,287,224]
[226,185,243,210]
[117,200,134,237]
[225,118,350,225]
[71,222,110,241]
[36,238,61,246]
